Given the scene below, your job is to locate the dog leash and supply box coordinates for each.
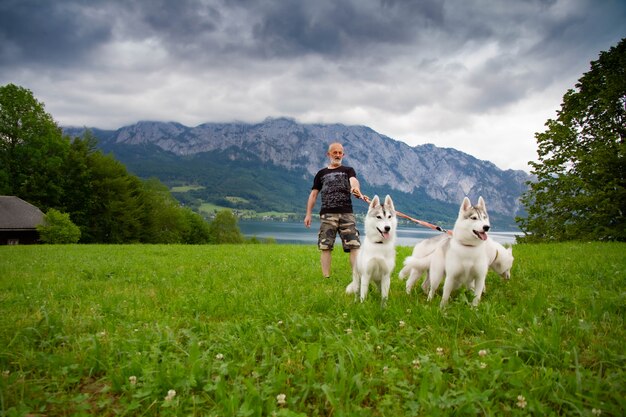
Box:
[353,190,452,235]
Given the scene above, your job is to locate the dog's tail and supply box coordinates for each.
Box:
[398,265,411,280]
[398,256,430,279]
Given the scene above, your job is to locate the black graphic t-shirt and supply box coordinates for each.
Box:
[312,166,356,214]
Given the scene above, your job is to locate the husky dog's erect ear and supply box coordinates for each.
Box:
[370,195,381,208]
[477,196,487,212]
[460,196,472,213]
[383,195,395,212]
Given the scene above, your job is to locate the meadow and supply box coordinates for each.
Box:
[0,242,624,416]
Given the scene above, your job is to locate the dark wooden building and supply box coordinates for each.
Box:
[0,196,45,245]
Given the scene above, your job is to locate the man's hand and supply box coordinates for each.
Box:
[304,213,312,228]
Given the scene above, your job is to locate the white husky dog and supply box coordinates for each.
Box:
[399,236,514,294]
[428,196,491,307]
[346,195,397,305]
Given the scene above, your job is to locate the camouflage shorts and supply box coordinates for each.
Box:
[318,213,361,252]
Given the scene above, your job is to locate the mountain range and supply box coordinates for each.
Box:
[63,117,532,229]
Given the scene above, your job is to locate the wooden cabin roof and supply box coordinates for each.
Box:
[0,196,45,230]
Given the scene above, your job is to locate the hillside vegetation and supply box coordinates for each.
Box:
[1,242,624,416]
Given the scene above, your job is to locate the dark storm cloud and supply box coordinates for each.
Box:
[118,0,227,54]
[250,0,443,58]
[2,0,618,71]
[134,0,220,39]
[0,0,226,68]
[0,0,112,67]
[0,0,451,66]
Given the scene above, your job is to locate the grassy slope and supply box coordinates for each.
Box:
[0,243,624,416]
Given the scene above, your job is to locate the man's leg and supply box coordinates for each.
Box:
[339,213,361,274]
[349,248,359,271]
[321,249,332,278]
[318,214,338,279]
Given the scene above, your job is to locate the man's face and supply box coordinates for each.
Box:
[327,146,344,167]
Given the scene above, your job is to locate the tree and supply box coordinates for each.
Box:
[79,151,143,243]
[208,210,244,244]
[37,209,81,244]
[517,39,626,242]
[180,208,211,244]
[139,178,188,243]
[0,83,69,209]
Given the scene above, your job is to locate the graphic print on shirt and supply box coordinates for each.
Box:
[321,171,350,211]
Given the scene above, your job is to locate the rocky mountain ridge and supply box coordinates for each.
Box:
[64,117,531,217]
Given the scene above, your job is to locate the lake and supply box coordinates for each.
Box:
[239,220,521,246]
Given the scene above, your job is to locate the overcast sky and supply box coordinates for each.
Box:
[1,0,624,171]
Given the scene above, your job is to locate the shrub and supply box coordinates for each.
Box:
[37,209,81,243]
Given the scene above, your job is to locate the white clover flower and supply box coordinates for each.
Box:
[398,320,406,328]
[591,408,602,416]
[516,395,527,409]
[2,370,9,378]
[478,349,488,357]
[128,375,137,385]
[436,347,444,356]
[277,320,283,326]
[406,308,412,314]
[164,389,176,401]
[276,393,287,406]
[412,359,421,369]
[345,328,352,334]
[517,328,524,334]
[480,362,487,369]
[342,312,348,318]
[383,366,389,374]
[215,353,224,360]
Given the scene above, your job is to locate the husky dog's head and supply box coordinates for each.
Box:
[365,195,397,244]
[454,196,490,245]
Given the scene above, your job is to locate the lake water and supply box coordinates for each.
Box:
[239,220,521,246]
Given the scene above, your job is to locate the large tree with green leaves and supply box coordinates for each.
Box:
[517,39,626,242]
[0,84,69,209]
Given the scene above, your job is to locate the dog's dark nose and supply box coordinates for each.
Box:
[483,225,490,232]
[384,226,391,232]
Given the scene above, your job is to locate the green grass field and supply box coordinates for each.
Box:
[170,186,206,193]
[1,242,624,416]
